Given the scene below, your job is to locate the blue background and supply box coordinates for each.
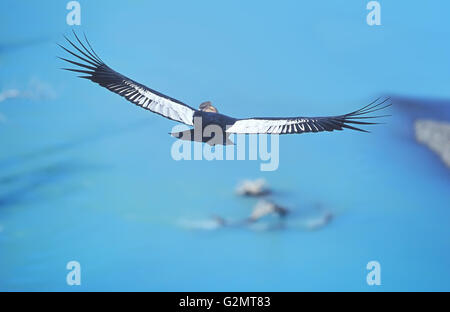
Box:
[0,0,449,291]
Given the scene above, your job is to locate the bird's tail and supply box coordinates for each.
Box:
[170,129,235,145]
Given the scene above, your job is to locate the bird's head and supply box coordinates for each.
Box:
[199,101,218,113]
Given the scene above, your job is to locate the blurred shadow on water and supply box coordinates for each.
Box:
[0,161,103,209]
[0,36,54,55]
[0,119,151,208]
[391,95,450,123]
[0,119,151,170]
[178,196,333,233]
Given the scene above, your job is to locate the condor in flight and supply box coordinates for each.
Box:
[59,32,390,145]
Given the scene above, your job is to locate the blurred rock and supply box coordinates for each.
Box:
[0,79,56,104]
[0,89,19,102]
[235,178,271,197]
[178,218,225,231]
[415,119,450,168]
[248,200,289,222]
[304,212,333,231]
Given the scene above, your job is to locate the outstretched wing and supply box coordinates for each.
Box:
[58,31,196,126]
[226,98,391,134]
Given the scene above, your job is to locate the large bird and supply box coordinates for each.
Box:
[59,32,390,145]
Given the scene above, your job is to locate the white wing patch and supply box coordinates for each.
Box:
[118,80,195,126]
[226,118,311,134]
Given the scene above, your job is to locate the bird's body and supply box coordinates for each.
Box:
[176,110,237,145]
[59,32,390,146]
[194,110,237,132]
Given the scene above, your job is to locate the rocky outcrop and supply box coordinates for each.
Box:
[415,119,450,168]
[235,178,271,197]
